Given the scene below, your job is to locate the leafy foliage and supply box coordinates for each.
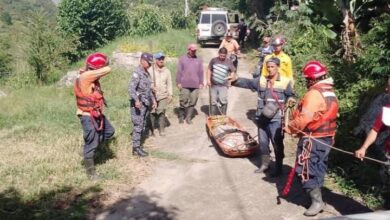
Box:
[127,4,171,36]
[58,0,129,53]
[0,38,12,79]
[26,11,77,84]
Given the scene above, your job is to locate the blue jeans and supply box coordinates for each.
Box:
[257,118,285,160]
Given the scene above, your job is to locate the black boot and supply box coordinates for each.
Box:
[133,147,149,157]
[211,105,219,116]
[158,113,166,136]
[84,158,100,181]
[178,108,185,124]
[221,104,227,115]
[185,107,194,124]
[254,155,270,173]
[304,188,325,216]
[270,159,283,177]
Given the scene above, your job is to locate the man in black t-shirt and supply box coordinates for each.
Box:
[206,47,236,115]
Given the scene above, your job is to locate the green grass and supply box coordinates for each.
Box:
[0,29,193,219]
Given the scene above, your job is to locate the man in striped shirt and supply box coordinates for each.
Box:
[206,47,236,115]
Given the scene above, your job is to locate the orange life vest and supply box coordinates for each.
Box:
[294,84,339,137]
[73,77,105,117]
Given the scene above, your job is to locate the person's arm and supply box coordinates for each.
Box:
[219,40,225,49]
[285,56,293,80]
[128,71,141,102]
[230,76,259,91]
[286,90,323,134]
[355,129,378,160]
[82,66,111,84]
[355,112,384,160]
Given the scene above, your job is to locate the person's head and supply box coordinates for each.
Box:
[225,32,233,41]
[271,36,285,53]
[262,36,271,47]
[218,47,228,61]
[86,52,108,70]
[140,52,153,69]
[302,60,328,88]
[154,52,165,68]
[265,57,280,77]
[187,43,197,57]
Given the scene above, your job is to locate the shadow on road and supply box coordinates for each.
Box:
[260,167,372,216]
[98,190,179,219]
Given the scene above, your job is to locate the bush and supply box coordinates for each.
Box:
[128,4,171,36]
[26,11,77,84]
[170,10,196,29]
[0,38,12,80]
[58,0,129,52]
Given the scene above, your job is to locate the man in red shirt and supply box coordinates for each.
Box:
[355,104,390,185]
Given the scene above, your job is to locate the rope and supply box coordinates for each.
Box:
[290,125,390,166]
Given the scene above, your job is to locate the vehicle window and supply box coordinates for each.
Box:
[211,14,226,23]
[200,14,210,24]
[228,13,239,23]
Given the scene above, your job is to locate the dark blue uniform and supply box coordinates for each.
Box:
[128,66,154,149]
[232,74,294,160]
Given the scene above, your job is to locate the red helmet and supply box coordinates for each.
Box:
[86,52,108,70]
[302,60,328,80]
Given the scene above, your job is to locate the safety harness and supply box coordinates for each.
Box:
[74,77,105,131]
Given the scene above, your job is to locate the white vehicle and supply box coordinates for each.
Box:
[196,7,240,46]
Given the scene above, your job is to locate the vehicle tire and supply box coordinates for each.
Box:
[211,20,227,37]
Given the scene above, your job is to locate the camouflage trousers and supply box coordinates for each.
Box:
[130,104,150,149]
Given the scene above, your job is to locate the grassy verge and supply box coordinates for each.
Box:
[0,29,193,219]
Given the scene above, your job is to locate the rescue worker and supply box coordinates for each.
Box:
[129,52,157,157]
[285,60,339,216]
[149,52,173,136]
[74,52,115,180]
[219,32,240,68]
[261,36,293,81]
[228,57,295,177]
[207,47,236,115]
[176,43,204,124]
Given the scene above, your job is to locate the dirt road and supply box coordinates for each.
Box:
[96,48,370,220]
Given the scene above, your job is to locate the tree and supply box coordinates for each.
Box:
[57,0,129,52]
[26,11,77,84]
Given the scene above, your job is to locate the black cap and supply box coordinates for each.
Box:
[266,57,280,66]
[141,52,153,63]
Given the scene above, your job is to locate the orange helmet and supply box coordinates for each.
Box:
[86,52,108,70]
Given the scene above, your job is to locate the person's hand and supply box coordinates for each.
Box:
[207,81,211,87]
[283,126,292,134]
[199,84,204,89]
[135,100,142,109]
[355,148,367,161]
[225,75,237,82]
[177,84,182,89]
[287,97,297,108]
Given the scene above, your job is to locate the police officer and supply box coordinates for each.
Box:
[285,61,339,216]
[128,52,157,157]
